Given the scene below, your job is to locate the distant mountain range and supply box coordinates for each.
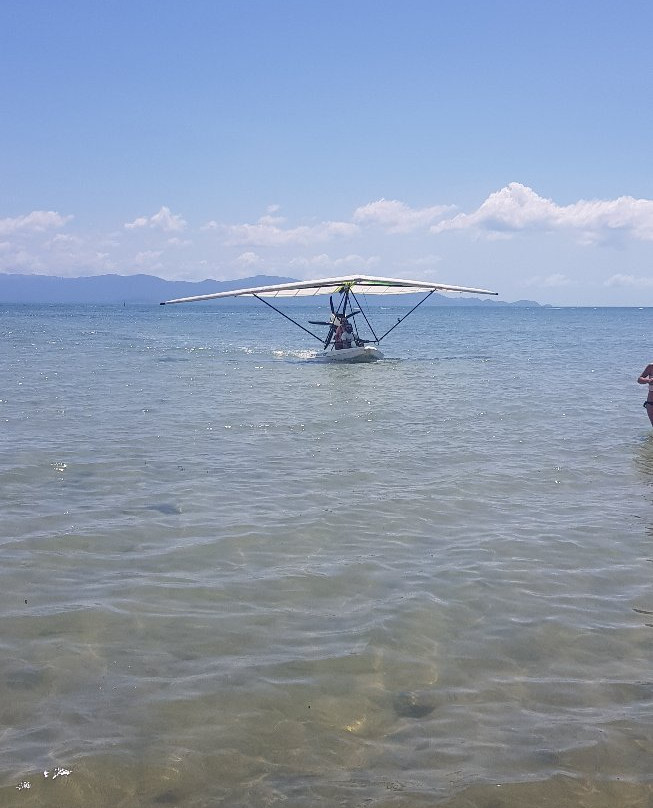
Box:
[0,273,543,306]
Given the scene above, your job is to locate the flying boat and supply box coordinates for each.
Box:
[160,274,498,362]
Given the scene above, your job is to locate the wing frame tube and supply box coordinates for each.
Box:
[160,274,498,305]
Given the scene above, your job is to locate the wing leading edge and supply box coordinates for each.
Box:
[160,274,498,304]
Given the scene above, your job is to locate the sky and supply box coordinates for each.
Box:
[1,0,652,305]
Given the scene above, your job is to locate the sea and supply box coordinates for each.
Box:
[1,302,653,808]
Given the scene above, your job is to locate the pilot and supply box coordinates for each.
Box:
[341,320,354,348]
[335,317,354,349]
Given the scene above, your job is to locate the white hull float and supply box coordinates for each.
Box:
[161,274,497,360]
[322,345,383,363]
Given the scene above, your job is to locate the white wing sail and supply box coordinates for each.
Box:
[161,274,497,304]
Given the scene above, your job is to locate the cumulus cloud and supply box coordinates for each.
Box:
[353,199,454,233]
[125,206,187,232]
[236,251,263,267]
[222,213,359,246]
[46,233,83,249]
[604,273,653,288]
[0,248,44,272]
[288,253,379,271]
[0,210,72,235]
[133,250,163,266]
[522,273,572,288]
[0,223,116,274]
[432,183,653,244]
[406,254,443,268]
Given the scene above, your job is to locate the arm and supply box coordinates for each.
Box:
[638,364,653,384]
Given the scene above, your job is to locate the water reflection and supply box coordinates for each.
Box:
[635,433,653,477]
[635,434,653,544]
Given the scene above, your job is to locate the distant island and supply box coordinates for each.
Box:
[0,273,543,307]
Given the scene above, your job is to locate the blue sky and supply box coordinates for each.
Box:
[1,0,652,305]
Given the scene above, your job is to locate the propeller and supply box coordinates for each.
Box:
[319,295,363,348]
[309,311,360,326]
[323,297,344,348]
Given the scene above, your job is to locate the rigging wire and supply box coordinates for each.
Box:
[376,290,435,342]
[350,289,379,343]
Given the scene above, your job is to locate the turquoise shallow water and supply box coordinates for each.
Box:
[1,303,653,807]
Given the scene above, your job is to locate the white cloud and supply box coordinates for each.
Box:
[604,273,653,288]
[46,233,83,249]
[222,213,359,246]
[353,198,454,233]
[522,273,572,288]
[0,210,72,235]
[288,253,379,271]
[0,248,43,272]
[236,251,263,267]
[0,226,115,274]
[432,183,653,244]
[133,250,164,267]
[125,206,187,232]
[409,254,443,266]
